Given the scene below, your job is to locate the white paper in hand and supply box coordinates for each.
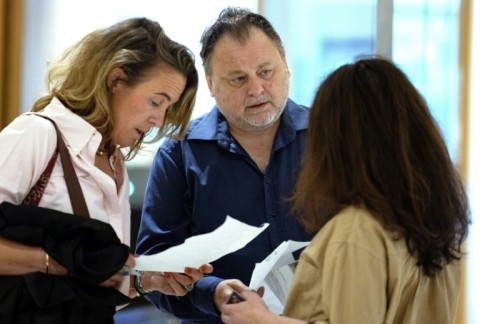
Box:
[134,216,269,273]
[249,240,309,314]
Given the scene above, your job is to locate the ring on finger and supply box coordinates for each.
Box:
[184,283,195,292]
[118,265,130,277]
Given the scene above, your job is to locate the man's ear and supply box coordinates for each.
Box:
[205,74,215,97]
[284,60,291,78]
[107,67,127,92]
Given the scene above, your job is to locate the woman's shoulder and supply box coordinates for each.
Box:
[2,113,57,141]
[326,206,384,234]
[308,206,403,256]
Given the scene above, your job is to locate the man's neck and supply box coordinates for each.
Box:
[229,120,280,173]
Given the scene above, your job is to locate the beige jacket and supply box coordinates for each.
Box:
[283,206,461,324]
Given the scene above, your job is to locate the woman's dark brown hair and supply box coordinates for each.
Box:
[291,57,470,276]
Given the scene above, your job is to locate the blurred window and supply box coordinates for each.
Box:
[264,0,460,161]
[392,0,460,161]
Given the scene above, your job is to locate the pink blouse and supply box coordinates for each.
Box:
[0,98,131,294]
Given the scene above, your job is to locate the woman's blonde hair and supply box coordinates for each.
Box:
[32,17,198,160]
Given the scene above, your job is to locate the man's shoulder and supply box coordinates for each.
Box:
[286,98,310,111]
[185,108,220,141]
[284,98,310,131]
[286,99,310,115]
[188,113,210,131]
[159,109,218,152]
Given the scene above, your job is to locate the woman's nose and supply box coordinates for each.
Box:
[149,110,166,128]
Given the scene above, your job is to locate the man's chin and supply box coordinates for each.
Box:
[249,110,282,127]
[243,117,279,131]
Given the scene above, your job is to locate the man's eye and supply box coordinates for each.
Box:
[261,70,272,78]
[232,76,245,83]
[229,77,246,87]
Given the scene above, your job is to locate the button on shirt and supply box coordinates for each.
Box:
[0,99,131,294]
[136,99,312,323]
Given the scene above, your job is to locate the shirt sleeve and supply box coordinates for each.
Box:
[135,141,223,320]
[0,115,57,204]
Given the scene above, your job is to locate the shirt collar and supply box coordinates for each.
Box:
[37,97,101,156]
[188,98,308,143]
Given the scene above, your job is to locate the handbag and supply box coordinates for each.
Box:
[21,115,90,218]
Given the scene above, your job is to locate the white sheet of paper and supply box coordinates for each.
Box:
[134,216,269,273]
[249,240,309,314]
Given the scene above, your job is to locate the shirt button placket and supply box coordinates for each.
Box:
[265,176,277,217]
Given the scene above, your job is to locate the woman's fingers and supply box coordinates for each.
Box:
[199,263,214,274]
[134,264,215,296]
[125,254,136,268]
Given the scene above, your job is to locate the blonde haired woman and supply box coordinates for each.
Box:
[0,17,211,322]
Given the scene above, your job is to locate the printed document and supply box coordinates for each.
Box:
[134,216,269,273]
[249,240,310,314]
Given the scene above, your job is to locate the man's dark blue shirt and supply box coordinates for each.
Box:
[135,99,312,323]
